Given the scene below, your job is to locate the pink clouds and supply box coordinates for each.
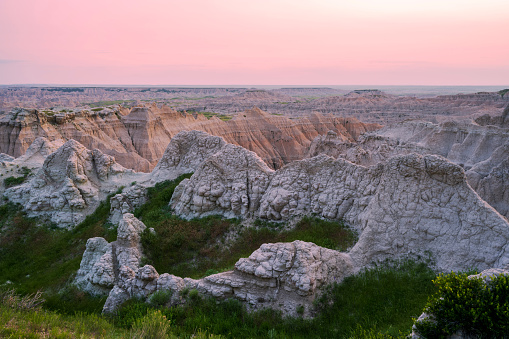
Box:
[0,0,507,85]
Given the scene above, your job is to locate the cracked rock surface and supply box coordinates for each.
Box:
[5,139,138,227]
[172,145,509,272]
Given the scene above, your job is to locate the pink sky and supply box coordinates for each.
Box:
[0,0,508,85]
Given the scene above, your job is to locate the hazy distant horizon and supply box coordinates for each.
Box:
[1,84,507,97]
[1,0,507,86]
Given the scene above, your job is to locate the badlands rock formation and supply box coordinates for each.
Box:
[71,130,509,318]
[5,139,141,227]
[77,212,354,317]
[307,117,509,219]
[0,137,64,195]
[172,147,509,272]
[75,213,147,295]
[0,105,379,172]
[109,130,227,224]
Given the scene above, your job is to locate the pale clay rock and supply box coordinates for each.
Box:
[172,147,509,272]
[308,119,509,219]
[4,139,139,227]
[75,213,146,296]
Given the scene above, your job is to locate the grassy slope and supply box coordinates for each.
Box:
[0,174,439,337]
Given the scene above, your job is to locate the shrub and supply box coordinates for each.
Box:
[130,310,172,339]
[0,288,44,311]
[148,290,172,307]
[3,176,25,188]
[414,272,509,338]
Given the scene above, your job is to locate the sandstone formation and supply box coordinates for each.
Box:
[0,105,379,172]
[307,118,509,219]
[4,139,140,227]
[172,147,509,272]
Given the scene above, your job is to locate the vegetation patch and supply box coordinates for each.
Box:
[0,299,127,338]
[414,271,509,338]
[195,111,232,121]
[0,191,120,313]
[139,192,357,278]
[498,89,509,97]
[115,260,435,338]
[3,166,31,188]
[86,100,135,107]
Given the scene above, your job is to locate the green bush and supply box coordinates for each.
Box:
[148,290,172,307]
[414,272,509,338]
[3,176,25,188]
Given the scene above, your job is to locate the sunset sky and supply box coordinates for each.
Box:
[0,0,508,85]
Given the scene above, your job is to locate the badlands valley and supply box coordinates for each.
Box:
[1,86,509,337]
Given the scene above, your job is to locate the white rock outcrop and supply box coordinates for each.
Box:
[5,139,139,227]
[170,143,274,219]
[79,220,355,317]
[150,130,226,182]
[75,213,146,295]
[308,119,509,219]
[172,147,509,272]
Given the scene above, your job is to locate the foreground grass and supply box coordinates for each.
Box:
[114,259,436,338]
[0,192,121,315]
[0,304,128,338]
[0,199,115,295]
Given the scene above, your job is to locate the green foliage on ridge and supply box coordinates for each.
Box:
[0,189,120,313]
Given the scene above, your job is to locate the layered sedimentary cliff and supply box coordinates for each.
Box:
[0,105,380,172]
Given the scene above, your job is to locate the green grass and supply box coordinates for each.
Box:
[0,303,128,338]
[3,166,31,188]
[114,259,436,338]
[196,111,232,121]
[0,190,120,313]
[498,89,509,97]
